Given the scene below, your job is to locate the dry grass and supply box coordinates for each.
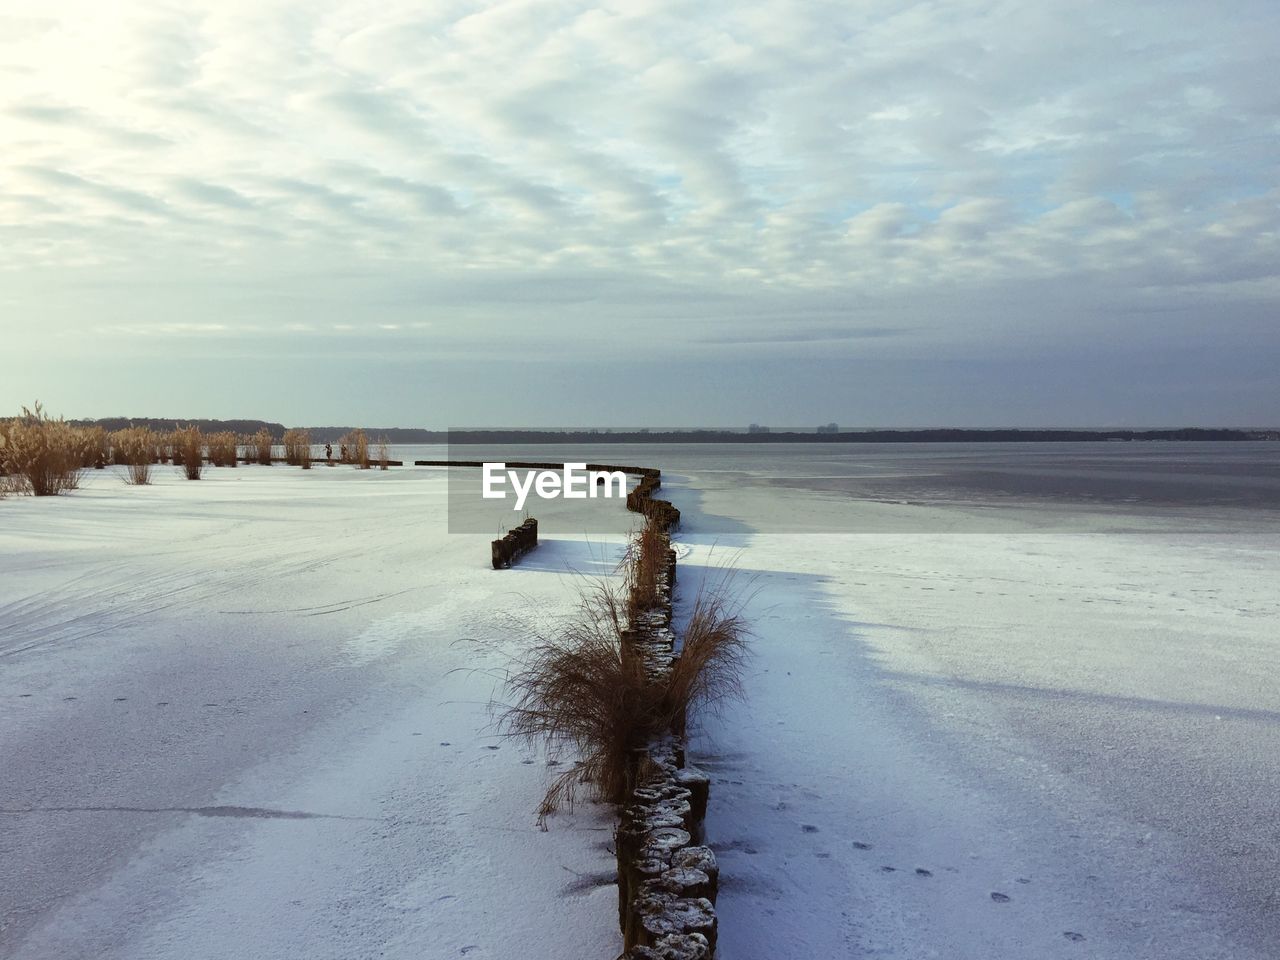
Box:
[339,430,370,469]
[623,517,668,621]
[244,428,273,465]
[80,426,108,468]
[283,429,311,468]
[172,426,204,480]
[664,585,749,720]
[376,436,390,470]
[207,431,238,467]
[499,573,748,819]
[501,583,653,814]
[0,403,87,496]
[111,427,155,484]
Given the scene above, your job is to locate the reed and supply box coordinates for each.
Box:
[172,426,204,480]
[0,403,86,496]
[339,430,370,469]
[207,431,239,467]
[283,429,311,468]
[244,428,273,465]
[111,427,155,484]
[80,426,108,469]
[500,573,748,816]
[623,517,668,622]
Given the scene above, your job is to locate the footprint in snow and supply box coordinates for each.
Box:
[879,866,896,873]
[991,892,1011,903]
[801,824,819,833]
[852,841,873,850]
[484,745,500,751]
[915,868,932,877]
[1064,932,1086,942]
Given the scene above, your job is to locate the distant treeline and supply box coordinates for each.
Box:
[76,417,289,437]
[431,427,1274,443]
[72,422,1275,443]
[304,426,439,443]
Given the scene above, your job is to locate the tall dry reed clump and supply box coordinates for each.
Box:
[0,421,13,497]
[111,427,156,485]
[81,426,108,468]
[244,428,273,465]
[0,403,89,496]
[339,429,370,469]
[500,563,748,816]
[624,518,668,622]
[376,436,390,470]
[172,426,204,480]
[282,429,311,468]
[207,431,238,467]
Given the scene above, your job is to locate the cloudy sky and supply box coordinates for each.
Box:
[1,0,1276,427]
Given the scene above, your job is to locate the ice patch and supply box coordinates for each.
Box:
[342,611,423,666]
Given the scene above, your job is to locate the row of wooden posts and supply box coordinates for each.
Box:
[614,478,717,958]
[486,464,678,571]
[479,460,715,955]
[490,517,538,569]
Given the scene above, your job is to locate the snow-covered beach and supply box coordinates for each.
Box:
[3,450,1279,959]
[0,465,626,959]
[8,0,1278,953]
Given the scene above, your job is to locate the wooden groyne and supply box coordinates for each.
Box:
[413,459,658,476]
[626,471,681,530]
[491,517,538,569]
[231,456,406,466]
[615,473,715,957]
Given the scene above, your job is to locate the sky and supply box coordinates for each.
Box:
[1,0,1276,428]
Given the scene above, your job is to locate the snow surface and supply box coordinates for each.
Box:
[672,480,1280,959]
[3,460,1278,959]
[1,465,625,959]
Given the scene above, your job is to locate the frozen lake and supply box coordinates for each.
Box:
[2,444,1278,958]
[421,439,1280,531]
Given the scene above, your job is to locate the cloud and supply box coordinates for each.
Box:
[697,326,912,346]
[0,1,1276,423]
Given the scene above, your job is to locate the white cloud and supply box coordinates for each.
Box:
[0,0,1276,408]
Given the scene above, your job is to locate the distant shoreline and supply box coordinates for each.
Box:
[69,421,1278,444]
